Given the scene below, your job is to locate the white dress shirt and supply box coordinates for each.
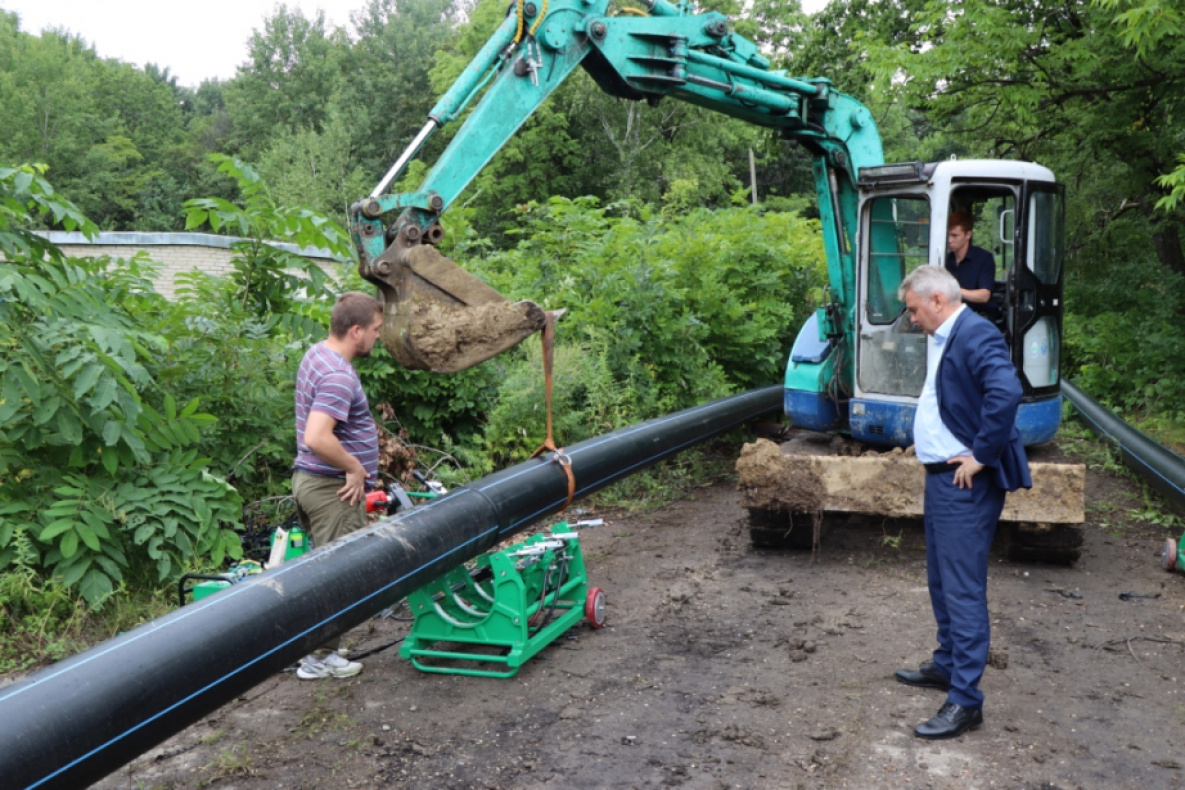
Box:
[913,305,974,464]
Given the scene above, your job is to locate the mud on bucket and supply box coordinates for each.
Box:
[375,243,547,373]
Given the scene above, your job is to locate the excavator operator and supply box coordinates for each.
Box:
[945,211,1001,327]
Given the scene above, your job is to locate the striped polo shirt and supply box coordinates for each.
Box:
[293,342,379,482]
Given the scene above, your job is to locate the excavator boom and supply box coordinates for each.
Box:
[351,0,882,372]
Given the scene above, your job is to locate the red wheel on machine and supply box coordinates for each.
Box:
[1163,537,1179,573]
[585,587,606,628]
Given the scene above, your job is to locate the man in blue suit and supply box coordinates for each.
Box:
[893,265,1032,739]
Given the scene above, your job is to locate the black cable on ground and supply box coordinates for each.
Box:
[347,636,406,661]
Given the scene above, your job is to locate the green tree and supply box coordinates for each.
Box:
[256,112,371,225]
[1101,0,1185,220]
[0,14,199,231]
[566,78,763,207]
[0,19,98,172]
[866,0,1185,275]
[188,79,235,155]
[223,6,349,156]
[342,0,463,172]
[183,154,354,318]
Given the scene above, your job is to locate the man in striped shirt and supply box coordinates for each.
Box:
[291,291,383,679]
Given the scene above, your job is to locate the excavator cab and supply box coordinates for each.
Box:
[784,159,1066,448]
[852,159,1064,446]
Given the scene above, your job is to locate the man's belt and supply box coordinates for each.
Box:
[923,462,961,474]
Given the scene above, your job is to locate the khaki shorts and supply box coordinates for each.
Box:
[292,471,366,549]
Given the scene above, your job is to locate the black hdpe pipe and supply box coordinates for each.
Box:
[1061,379,1185,513]
[0,386,781,789]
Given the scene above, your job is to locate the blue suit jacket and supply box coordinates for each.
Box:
[935,308,1032,492]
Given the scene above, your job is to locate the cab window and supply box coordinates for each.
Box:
[865,195,929,324]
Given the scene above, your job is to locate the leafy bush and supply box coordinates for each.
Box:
[434,197,827,470]
[182,154,353,318]
[152,272,311,501]
[0,165,243,607]
[476,341,646,472]
[164,154,362,500]
[354,344,501,452]
[471,196,824,410]
[0,568,87,673]
[1064,255,1185,417]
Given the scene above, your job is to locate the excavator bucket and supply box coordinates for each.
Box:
[370,243,546,373]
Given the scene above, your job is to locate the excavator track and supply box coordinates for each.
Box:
[746,511,1085,565]
[996,522,1084,566]
[747,508,817,550]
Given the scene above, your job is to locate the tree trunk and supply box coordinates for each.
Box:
[1152,223,1185,279]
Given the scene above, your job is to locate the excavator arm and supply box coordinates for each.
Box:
[351,0,884,372]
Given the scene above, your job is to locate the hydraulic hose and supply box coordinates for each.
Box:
[0,386,781,789]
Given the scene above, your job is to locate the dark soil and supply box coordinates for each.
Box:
[93,459,1185,790]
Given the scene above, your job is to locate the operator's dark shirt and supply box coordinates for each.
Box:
[945,244,999,323]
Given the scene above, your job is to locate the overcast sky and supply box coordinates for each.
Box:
[2,0,830,88]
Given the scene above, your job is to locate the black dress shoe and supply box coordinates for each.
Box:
[894,661,951,690]
[914,702,983,739]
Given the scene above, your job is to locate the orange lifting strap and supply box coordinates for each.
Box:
[530,311,576,511]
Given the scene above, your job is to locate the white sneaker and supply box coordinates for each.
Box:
[296,651,363,679]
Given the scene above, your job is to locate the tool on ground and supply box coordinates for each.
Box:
[367,471,447,515]
[400,521,606,677]
[1118,591,1161,601]
[178,528,308,606]
[1162,530,1184,573]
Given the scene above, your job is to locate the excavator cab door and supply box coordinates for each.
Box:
[940,172,1065,445]
[946,183,1015,333]
[1010,182,1066,396]
[847,179,933,445]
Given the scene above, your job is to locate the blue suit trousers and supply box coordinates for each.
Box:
[924,468,1005,709]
